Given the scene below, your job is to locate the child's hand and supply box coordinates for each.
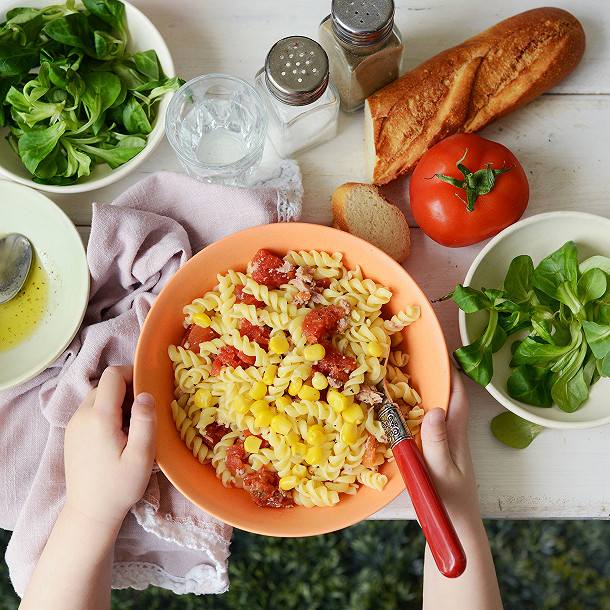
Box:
[420,366,479,517]
[63,366,157,528]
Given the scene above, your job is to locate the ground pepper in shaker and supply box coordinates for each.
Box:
[255,36,339,158]
[319,0,403,112]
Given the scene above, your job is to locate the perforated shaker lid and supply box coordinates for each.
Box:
[331,0,395,47]
[264,36,330,106]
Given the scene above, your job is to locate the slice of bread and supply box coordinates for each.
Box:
[331,182,411,263]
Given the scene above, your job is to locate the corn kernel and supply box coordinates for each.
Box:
[305,446,323,465]
[297,384,320,402]
[367,341,384,358]
[254,409,273,428]
[288,377,303,396]
[291,442,307,458]
[250,399,270,414]
[192,312,211,327]
[263,364,278,385]
[286,431,300,446]
[279,475,299,491]
[307,424,326,446]
[275,395,292,412]
[233,395,251,414]
[327,388,350,413]
[271,414,292,435]
[311,371,328,390]
[292,464,307,477]
[303,343,326,361]
[340,422,359,445]
[194,388,213,409]
[244,434,262,454]
[342,402,364,425]
[269,333,290,354]
[249,381,268,400]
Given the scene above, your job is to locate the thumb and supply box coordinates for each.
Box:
[420,408,453,474]
[124,392,157,465]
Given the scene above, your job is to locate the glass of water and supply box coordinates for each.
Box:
[165,74,268,186]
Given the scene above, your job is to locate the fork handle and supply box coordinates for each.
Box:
[393,437,467,578]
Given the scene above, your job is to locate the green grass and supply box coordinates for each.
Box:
[1,520,609,609]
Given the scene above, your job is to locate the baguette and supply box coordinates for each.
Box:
[364,7,586,185]
[332,182,410,263]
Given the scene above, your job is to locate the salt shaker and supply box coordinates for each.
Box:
[255,36,339,158]
[319,0,403,112]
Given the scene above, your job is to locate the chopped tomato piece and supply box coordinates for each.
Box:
[235,284,265,307]
[225,441,246,477]
[313,342,357,386]
[251,249,295,288]
[239,318,270,347]
[181,323,219,351]
[211,345,256,376]
[302,305,348,343]
[242,467,295,508]
[362,434,379,468]
[201,422,231,449]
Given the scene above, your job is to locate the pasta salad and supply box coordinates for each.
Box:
[168,248,423,508]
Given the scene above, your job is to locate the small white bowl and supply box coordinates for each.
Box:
[0,0,175,194]
[0,180,89,391]
[459,211,610,429]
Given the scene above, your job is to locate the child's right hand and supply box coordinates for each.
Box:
[63,366,157,529]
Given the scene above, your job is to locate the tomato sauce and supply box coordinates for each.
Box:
[211,345,256,376]
[242,468,295,508]
[251,249,295,288]
[181,323,219,351]
[239,318,270,347]
[302,305,346,343]
[201,422,231,449]
[313,342,357,385]
[235,284,265,307]
[362,433,379,468]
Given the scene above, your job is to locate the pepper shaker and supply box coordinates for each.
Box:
[255,36,339,158]
[319,0,403,112]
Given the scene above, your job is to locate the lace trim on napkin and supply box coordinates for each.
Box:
[253,159,303,222]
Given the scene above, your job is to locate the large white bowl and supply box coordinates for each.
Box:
[0,180,89,391]
[459,211,610,430]
[0,0,175,193]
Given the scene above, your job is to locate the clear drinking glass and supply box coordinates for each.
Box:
[165,74,268,186]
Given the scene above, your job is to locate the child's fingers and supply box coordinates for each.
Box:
[123,393,157,466]
[92,366,134,422]
[445,366,469,442]
[420,408,452,474]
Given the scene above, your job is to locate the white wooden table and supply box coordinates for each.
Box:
[33,0,610,520]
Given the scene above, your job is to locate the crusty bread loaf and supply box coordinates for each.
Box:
[364,7,586,185]
[332,182,410,262]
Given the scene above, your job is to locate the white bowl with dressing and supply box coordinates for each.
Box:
[0,180,89,391]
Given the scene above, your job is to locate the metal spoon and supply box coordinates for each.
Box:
[0,233,33,305]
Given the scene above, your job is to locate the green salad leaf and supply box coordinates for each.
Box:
[451,241,610,448]
[0,0,183,184]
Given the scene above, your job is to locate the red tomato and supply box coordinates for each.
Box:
[409,134,529,247]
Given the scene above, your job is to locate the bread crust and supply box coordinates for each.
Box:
[365,7,586,185]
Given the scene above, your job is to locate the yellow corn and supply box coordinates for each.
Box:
[340,422,359,445]
[297,384,320,402]
[254,409,273,428]
[307,424,326,446]
[303,343,326,361]
[311,371,328,390]
[233,395,251,414]
[279,475,299,491]
[291,442,307,458]
[367,341,384,358]
[269,333,290,354]
[244,434,262,454]
[249,381,268,400]
[342,402,364,425]
[292,464,307,478]
[192,312,211,327]
[288,377,303,396]
[327,388,351,413]
[194,388,213,409]
[263,364,278,385]
[305,446,323,465]
[285,431,301,446]
[250,399,270,414]
[271,414,292,435]
[275,395,292,412]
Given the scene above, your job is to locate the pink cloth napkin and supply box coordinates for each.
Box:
[0,161,303,596]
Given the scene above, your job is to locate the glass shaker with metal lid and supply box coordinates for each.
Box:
[319,0,403,112]
[255,36,339,158]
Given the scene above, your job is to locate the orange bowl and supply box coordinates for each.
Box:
[134,223,449,536]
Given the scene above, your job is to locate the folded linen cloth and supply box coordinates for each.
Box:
[0,160,303,597]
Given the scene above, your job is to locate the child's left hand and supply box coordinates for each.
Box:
[63,366,157,529]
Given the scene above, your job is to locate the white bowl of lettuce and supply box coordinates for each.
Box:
[0,0,180,193]
[457,211,610,441]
